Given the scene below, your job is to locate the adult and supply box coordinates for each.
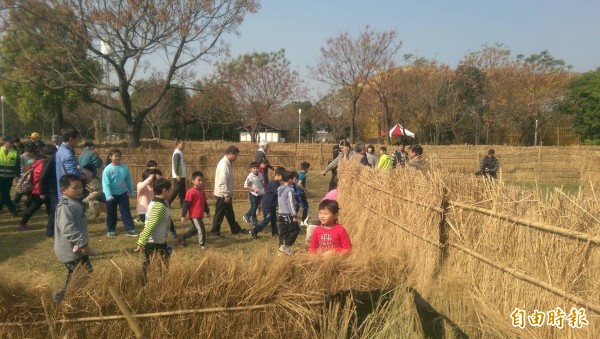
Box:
[479,149,499,179]
[255,141,274,181]
[407,144,429,172]
[78,141,103,179]
[39,146,58,237]
[350,143,369,166]
[209,146,244,236]
[17,144,57,230]
[51,135,62,148]
[55,129,87,200]
[365,144,378,167]
[169,139,187,207]
[29,132,45,155]
[0,137,20,217]
[393,143,409,168]
[321,140,350,191]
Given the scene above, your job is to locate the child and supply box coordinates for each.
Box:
[295,161,310,226]
[146,160,158,169]
[180,171,210,249]
[308,199,352,254]
[53,174,96,303]
[102,148,137,237]
[277,170,300,255]
[136,169,162,224]
[377,146,393,170]
[243,161,264,226]
[134,178,173,282]
[250,167,285,239]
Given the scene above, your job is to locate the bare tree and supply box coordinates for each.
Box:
[2,0,259,147]
[311,26,401,143]
[216,49,303,142]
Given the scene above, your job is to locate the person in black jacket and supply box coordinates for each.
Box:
[478,149,499,179]
[250,167,286,239]
[38,151,58,238]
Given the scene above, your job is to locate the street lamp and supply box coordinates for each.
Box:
[1,95,5,137]
[298,108,301,143]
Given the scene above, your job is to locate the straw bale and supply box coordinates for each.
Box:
[335,160,599,338]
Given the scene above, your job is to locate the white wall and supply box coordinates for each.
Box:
[239,131,280,142]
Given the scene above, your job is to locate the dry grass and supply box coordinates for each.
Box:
[2,142,600,337]
[336,160,599,338]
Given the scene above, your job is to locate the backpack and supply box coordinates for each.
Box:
[16,168,34,195]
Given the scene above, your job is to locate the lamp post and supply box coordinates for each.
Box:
[298,108,301,143]
[1,95,4,137]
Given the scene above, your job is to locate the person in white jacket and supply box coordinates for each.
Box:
[209,146,244,236]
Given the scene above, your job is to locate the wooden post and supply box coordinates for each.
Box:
[436,187,449,273]
[108,287,146,339]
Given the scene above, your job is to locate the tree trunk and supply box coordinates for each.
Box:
[55,106,64,133]
[127,123,142,148]
[93,119,103,144]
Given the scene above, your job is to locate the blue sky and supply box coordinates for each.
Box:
[224,0,600,97]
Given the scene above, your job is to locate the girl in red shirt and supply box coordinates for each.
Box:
[308,199,352,254]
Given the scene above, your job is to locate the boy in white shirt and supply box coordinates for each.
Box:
[242,161,265,226]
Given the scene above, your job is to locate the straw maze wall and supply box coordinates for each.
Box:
[335,161,599,338]
[95,142,600,200]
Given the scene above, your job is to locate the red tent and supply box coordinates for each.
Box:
[389,124,415,138]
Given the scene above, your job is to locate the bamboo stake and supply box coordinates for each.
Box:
[449,241,600,314]
[108,287,146,339]
[0,300,324,327]
[449,200,600,245]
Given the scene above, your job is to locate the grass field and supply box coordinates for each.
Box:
[0,173,332,292]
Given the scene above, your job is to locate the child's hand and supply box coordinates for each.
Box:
[133,246,142,252]
[180,216,187,223]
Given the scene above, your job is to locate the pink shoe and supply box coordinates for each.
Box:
[17,224,31,231]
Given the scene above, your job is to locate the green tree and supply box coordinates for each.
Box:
[0,1,98,132]
[1,0,258,147]
[569,68,600,144]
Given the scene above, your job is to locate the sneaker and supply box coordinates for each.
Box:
[200,245,208,250]
[176,237,186,246]
[209,232,222,238]
[242,215,250,224]
[106,231,117,237]
[17,224,31,231]
[249,230,258,240]
[304,216,310,225]
[126,230,139,237]
[278,245,294,255]
[52,290,65,303]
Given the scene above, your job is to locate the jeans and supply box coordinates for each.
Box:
[106,192,135,232]
[253,208,277,235]
[209,197,242,235]
[244,194,262,223]
[295,193,309,221]
[55,256,93,302]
